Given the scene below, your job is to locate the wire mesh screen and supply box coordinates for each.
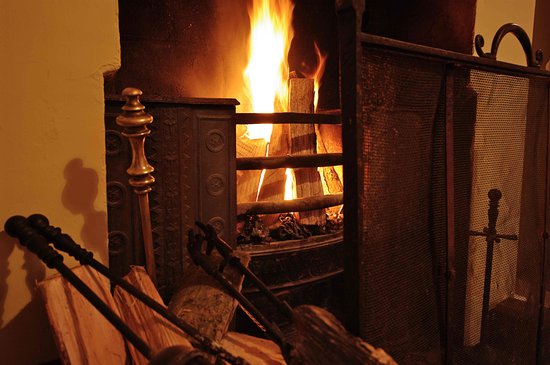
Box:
[353,37,550,365]
[359,48,447,364]
[451,70,547,365]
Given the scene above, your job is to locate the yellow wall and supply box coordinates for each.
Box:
[475,0,537,66]
[0,1,120,363]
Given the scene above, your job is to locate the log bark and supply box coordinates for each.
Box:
[37,265,128,365]
[113,266,194,365]
[168,250,251,342]
[289,77,326,226]
[291,305,398,365]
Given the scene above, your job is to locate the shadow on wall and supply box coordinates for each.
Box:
[62,158,108,263]
[0,231,55,363]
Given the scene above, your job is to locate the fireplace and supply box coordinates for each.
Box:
[103,0,550,364]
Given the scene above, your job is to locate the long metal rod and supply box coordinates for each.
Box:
[26,214,248,365]
[235,112,340,125]
[237,193,343,215]
[237,153,342,170]
[116,87,157,284]
[4,216,152,360]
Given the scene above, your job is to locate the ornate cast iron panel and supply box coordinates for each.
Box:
[105,96,237,299]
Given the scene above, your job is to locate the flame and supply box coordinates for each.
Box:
[303,42,328,112]
[243,0,294,142]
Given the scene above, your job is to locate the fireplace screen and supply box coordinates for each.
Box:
[341,12,550,364]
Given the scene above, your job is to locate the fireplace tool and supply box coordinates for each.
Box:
[188,222,397,365]
[4,215,249,365]
[468,189,518,347]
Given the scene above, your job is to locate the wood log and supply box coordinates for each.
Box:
[113,266,194,365]
[236,124,267,204]
[291,305,398,365]
[37,265,128,365]
[316,124,343,188]
[256,123,291,225]
[315,124,343,215]
[221,332,285,365]
[168,250,251,342]
[238,193,344,215]
[289,76,326,226]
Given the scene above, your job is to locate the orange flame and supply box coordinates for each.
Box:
[243,0,294,142]
[303,42,328,111]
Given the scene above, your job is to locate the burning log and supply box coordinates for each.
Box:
[288,75,326,226]
[256,123,291,226]
[236,124,267,203]
[316,124,343,194]
[237,193,343,215]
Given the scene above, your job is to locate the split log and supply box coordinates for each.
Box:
[168,250,251,342]
[316,124,343,194]
[37,265,128,365]
[113,266,194,365]
[289,76,326,226]
[236,124,267,203]
[238,193,343,215]
[221,332,285,365]
[256,123,291,225]
[291,305,398,365]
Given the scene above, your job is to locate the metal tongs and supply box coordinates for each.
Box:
[188,222,294,362]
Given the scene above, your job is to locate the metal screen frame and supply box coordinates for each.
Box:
[338,2,550,364]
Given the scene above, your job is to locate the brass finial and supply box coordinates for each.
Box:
[116,87,157,284]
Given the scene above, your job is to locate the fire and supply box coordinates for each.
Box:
[243,0,294,142]
[240,0,326,204]
[244,0,294,115]
[305,43,328,112]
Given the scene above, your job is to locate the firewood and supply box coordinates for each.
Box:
[288,76,326,226]
[221,332,286,365]
[236,124,268,204]
[168,250,251,342]
[291,305,398,365]
[113,266,194,365]
[257,123,291,225]
[237,193,344,215]
[37,265,128,365]
[316,124,343,195]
